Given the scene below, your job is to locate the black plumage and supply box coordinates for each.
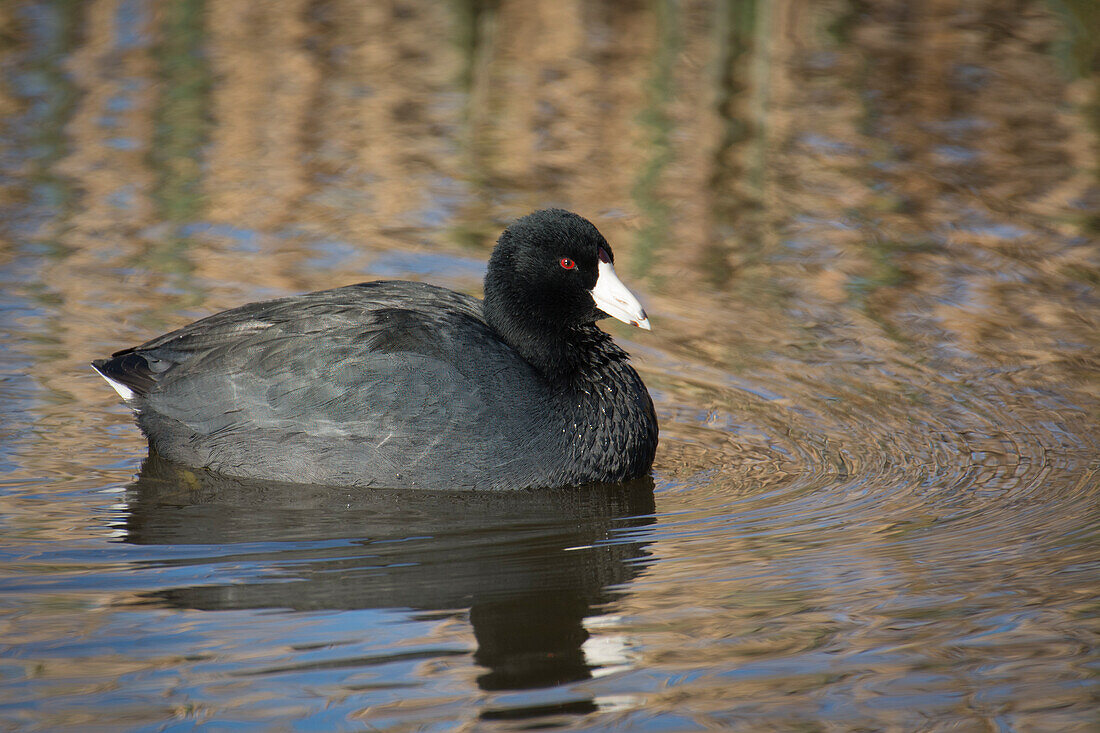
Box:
[93,209,658,490]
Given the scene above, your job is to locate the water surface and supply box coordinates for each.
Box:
[1,1,1098,730]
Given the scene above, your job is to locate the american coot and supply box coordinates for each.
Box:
[93,210,658,491]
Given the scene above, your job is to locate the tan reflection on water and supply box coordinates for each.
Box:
[205,0,318,229]
[0,0,1098,730]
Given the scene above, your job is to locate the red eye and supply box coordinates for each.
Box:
[559,258,575,270]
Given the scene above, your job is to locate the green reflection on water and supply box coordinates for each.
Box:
[631,0,678,280]
[151,0,207,224]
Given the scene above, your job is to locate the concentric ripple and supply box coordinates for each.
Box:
[639,292,1099,555]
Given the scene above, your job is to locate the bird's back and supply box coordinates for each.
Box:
[95,281,560,490]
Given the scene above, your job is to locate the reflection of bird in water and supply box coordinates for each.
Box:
[121,452,656,718]
[93,210,657,491]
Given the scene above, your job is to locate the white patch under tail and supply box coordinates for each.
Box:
[91,364,138,403]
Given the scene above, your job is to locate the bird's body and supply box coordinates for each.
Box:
[93,210,658,490]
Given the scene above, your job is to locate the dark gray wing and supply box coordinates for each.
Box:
[96,281,483,395]
[97,282,552,488]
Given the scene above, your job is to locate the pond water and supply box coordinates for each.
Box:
[1,1,1098,730]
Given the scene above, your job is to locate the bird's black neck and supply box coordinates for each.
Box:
[484,299,622,386]
[482,289,657,485]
